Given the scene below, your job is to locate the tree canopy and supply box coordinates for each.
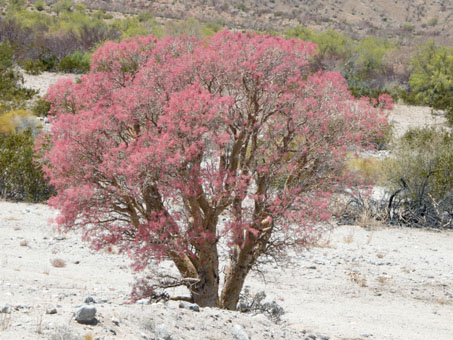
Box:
[42,31,388,309]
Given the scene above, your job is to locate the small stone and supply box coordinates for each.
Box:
[154,324,172,340]
[84,296,96,304]
[112,317,120,326]
[136,298,150,305]
[109,328,117,335]
[178,301,200,312]
[46,307,57,315]
[317,335,330,340]
[54,235,65,240]
[231,324,249,340]
[75,305,97,324]
[306,335,317,340]
[0,306,11,314]
[360,334,373,338]
[141,333,152,340]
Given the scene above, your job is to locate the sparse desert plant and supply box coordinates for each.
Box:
[0,312,12,330]
[50,326,80,340]
[84,333,94,340]
[383,127,453,228]
[50,258,66,268]
[0,130,54,202]
[42,31,388,309]
[237,287,285,322]
[347,269,367,287]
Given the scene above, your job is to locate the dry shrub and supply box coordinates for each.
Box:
[50,258,66,268]
[0,313,11,331]
[347,270,367,287]
[347,156,386,183]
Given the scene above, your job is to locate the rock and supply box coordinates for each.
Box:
[306,335,317,340]
[46,307,57,315]
[232,324,249,340]
[0,305,11,314]
[141,333,152,340]
[74,305,97,324]
[136,298,150,305]
[317,335,330,340]
[84,296,96,304]
[54,235,65,240]
[178,301,200,312]
[112,317,120,326]
[154,324,172,340]
[109,328,117,335]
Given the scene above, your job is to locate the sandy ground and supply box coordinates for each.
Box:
[22,72,79,96]
[388,104,448,138]
[1,202,452,340]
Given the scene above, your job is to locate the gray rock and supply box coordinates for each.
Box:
[84,296,96,304]
[136,298,150,305]
[141,333,152,340]
[232,324,249,340]
[46,307,57,315]
[178,301,200,312]
[75,305,97,323]
[0,305,11,313]
[154,324,172,340]
[317,335,330,340]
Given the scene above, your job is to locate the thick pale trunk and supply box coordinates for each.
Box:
[220,244,253,310]
[190,244,220,307]
[220,261,250,310]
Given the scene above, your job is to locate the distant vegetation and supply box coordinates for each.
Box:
[1,0,452,122]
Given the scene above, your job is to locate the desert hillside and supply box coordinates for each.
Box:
[78,0,453,44]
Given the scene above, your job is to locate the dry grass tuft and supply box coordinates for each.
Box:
[50,258,66,268]
[347,270,367,287]
[0,313,12,331]
[343,228,355,244]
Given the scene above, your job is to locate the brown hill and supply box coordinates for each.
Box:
[80,0,453,44]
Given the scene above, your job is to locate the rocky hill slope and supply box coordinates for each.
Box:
[79,0,453,44]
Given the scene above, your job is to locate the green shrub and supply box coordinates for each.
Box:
[408,41,453,126]
[34,1,45,11]
[57,51,90,73]
[31,97,51,117]
[384,127,453,208]
[0,130,53,202]
[22,59,46,75]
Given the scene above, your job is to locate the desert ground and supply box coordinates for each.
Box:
[0,72,451,340]
[1,201,452,340]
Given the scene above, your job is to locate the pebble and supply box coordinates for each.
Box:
[0,306,11,314]
[46,307,57,314]
[84,296,96,304]
[231,324,249,340]
[75,305,97,324]
[136,298,150,305]
[178,301,200,312]
[154,324,172,340]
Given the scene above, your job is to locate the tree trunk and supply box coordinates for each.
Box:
[219,245,253,310]
[190,242,220,307]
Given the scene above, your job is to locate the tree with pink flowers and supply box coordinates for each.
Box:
[42,31,388,309]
